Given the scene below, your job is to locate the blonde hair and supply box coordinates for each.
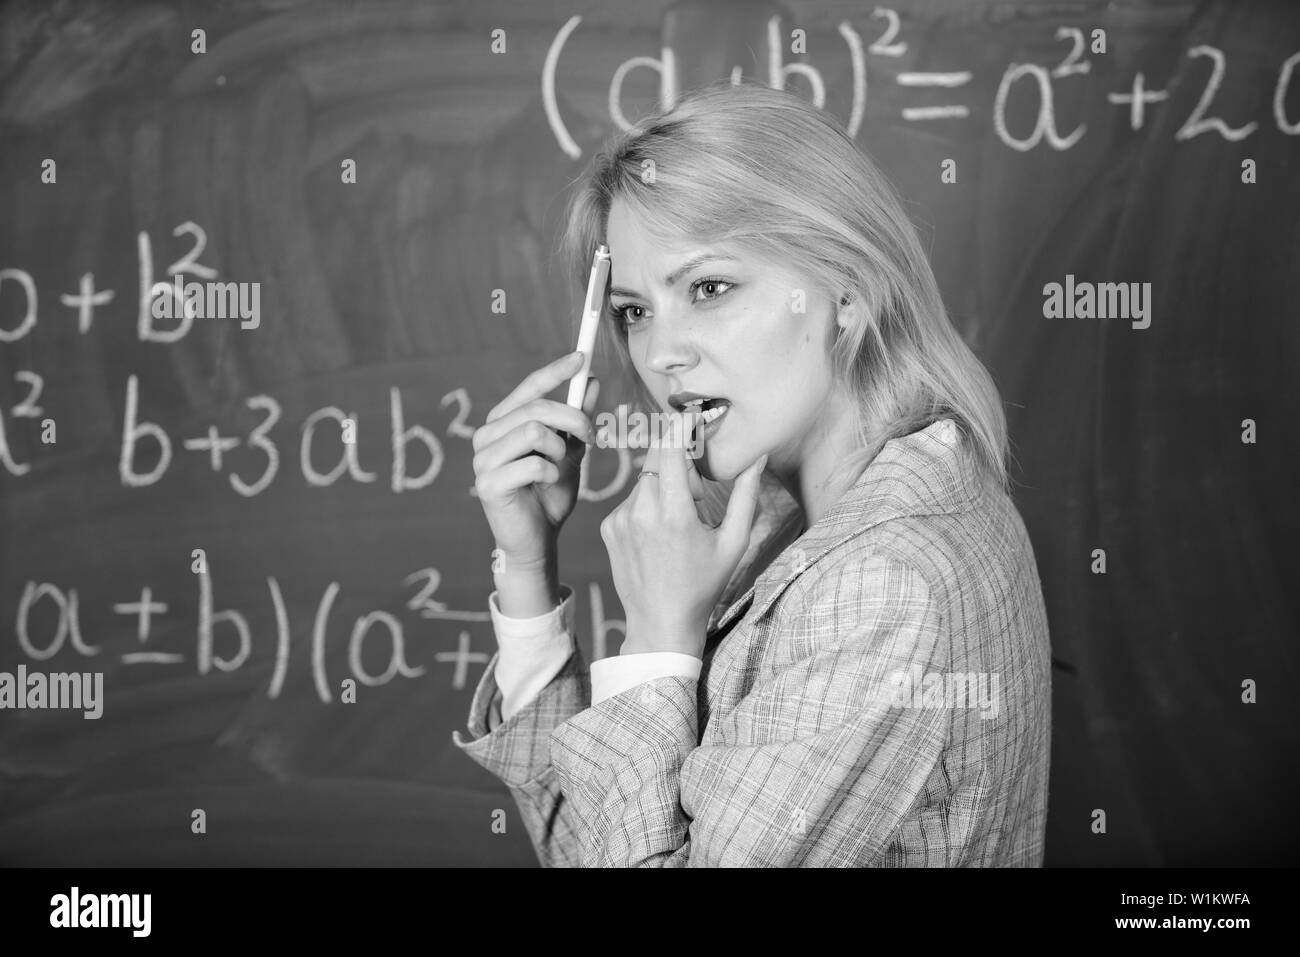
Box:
[558,80,1008,519]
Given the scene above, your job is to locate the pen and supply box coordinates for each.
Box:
[566,243,610,408]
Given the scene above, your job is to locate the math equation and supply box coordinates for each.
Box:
[0,219,648,499]
[11,564,621,702]
[543,10,1300,157]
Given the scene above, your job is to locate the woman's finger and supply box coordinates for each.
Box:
[474,397,594,454]
[474,453,561,502]
[718,452,768,551]
[473,420,569,476]
[653,411,696,510]
[485,352,584,426]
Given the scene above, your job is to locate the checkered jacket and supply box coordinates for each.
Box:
[453,418,1052,866]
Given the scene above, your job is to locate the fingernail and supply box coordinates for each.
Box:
[569,350,584,363]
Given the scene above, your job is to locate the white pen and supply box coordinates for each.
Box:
[566,243,611,408]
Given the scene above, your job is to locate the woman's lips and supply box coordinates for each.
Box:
[691,402,730,445]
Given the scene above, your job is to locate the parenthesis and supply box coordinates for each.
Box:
[267,576,290,700]
[312,582,341,704]
[838,21,866,139]
[544,16,583,159]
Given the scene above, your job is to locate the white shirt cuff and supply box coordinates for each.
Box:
[489,583,576,722]
[590,652,702,706]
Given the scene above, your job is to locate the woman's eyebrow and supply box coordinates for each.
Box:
[609,255,739,299]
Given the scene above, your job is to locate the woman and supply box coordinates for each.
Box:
[453,81,1052,867]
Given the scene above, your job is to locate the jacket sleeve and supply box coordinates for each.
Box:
[453,586,708,866]
[546,555,953,866]
[452,642,593,867]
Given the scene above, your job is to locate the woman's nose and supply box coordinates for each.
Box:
[641,311,699,376]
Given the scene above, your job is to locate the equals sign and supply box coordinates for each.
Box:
[897,72,973,120]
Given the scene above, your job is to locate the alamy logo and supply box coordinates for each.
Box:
[0,666,103,719]
[594,404,706,458]
[50,887,151,937]
[1042,274,1151,329]
[876,666,1001,719]
[151,274,261,329]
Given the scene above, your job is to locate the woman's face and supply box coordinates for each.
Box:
[605,197,847,483]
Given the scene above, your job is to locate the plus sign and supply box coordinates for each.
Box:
[183,426,240,471]
[434,631,490,690]
[1107,73,1169,131]
[59,273,116,334]
[113,587,169,643]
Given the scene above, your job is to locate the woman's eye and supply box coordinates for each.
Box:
[610,303,646,328]
[609,279,734,330]
[690,278,733,304]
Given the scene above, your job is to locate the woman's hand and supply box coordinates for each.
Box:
[472,351,600,570]
[601,412,767,658]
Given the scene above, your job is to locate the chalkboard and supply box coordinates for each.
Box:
[1,0,1296,866]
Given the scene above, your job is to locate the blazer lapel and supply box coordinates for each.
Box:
[702,587,754,662]
[703,418,984,650]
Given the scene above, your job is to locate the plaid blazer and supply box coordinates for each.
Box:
[453,418,1052,866]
